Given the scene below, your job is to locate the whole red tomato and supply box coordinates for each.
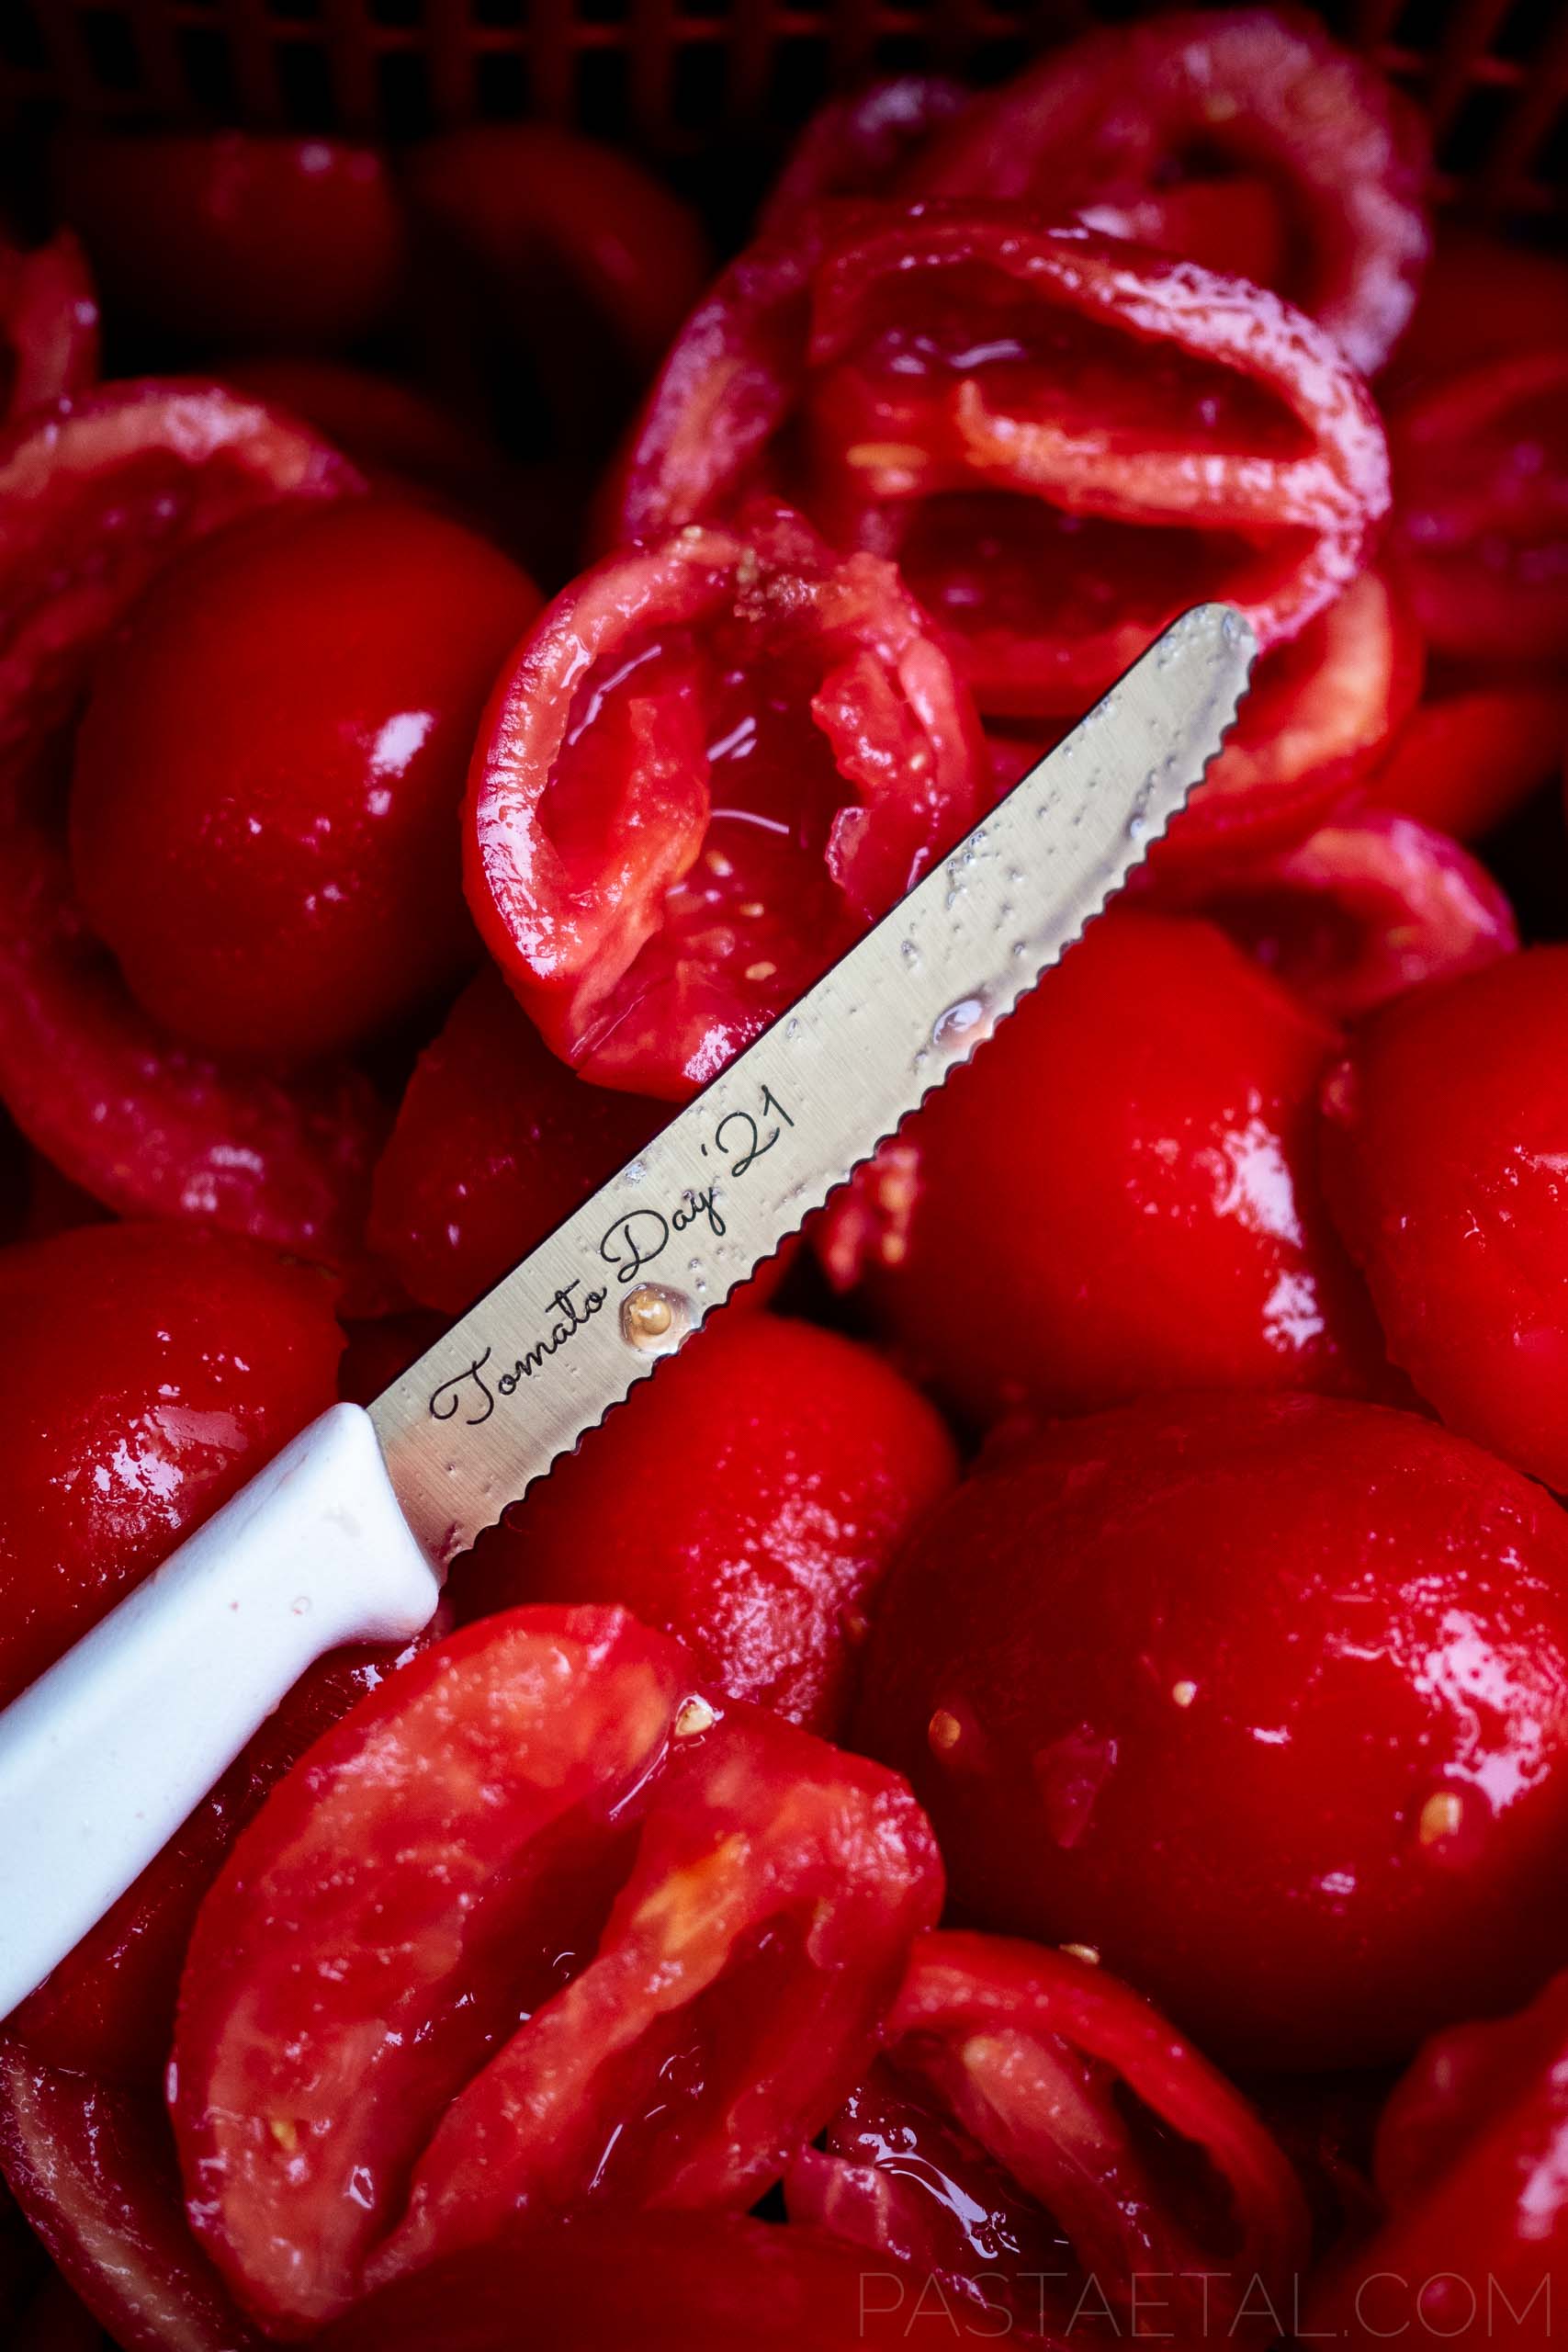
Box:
[71,498,537,1064]
[0,381,395,1283]
[1307,1971,1568,2346]
[465,497,983,1099]
[1322,947,1568,1493]
[51,133,405,351]
[818,910,1390,1423]
[910,7,1430,374]
[615,206,1390,723]
[172,1605,942,2333]
[855,1391,1568,2071]
[1367,677,1568,842]
[789,1930,1309,2341]
[457,1314,957,1734]
[0,1223,342,1708]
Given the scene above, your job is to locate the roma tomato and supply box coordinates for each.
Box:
[172,1606,942,2333]
[1307,1972,1568,2346]
[1389,352,1568,668]
[616,208,1390,717]
[911,7,1430,374]
[1163,808,1517,1022]
[52,133,405,351]
[316,2214,926,2352]
[10,1632,436,2086]
[854,1392,1568,2071]
[0,1223,342,1708]
[70,498,538,1063]
[1321,947,1568,1493]
[465,498,983,1099]
[457,1315,957,1735]
[368,968,663,1316]
[0,382,391,1281]
[0,232,97,422]
[1366,678,1568,842]
[761,76,970,232]
[818,911,1389,1423]
[0,2046,260,2352]
[788,1930,1309,2341]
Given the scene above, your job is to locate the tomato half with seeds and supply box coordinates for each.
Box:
[855,1392,1568,2072]
[615,207,1390,718]
[818,911,1390,1424]
[1389,352,1568,668]
[1307,1972,1568,2346]
[911,7,1430,375]
[466,498,983,1099]
[0,232,97,423]
[0,1223,342,1710]
[0,2046,260,2352]
[172,1605,941,2334]
[0,382,393,1280]
[1163,808,1517,1022]
[760,76,971,234]
[788,1930,1310,2342]
[1321,946,1568,1494]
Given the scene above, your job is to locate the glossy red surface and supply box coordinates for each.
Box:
[51,134,405,351]
[819,910,1389,1422]
[457,1314,957,1733]
[0,232,97,423]
[911,7,1430,373]
[1366,677,1568,842]
[71,499,537,1063]
[0,1223,342,1709]
[466,498,983,1098]
[1322,947,1568,1491]
[790,1929,1309,2338]
[172,1606,942,2332]
[854,1392,1568,2070]
[616,209,1390,719]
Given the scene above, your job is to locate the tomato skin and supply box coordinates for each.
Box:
[789,1929,1309,2340]
[52,134,404,351]
[1367,678,1568,842]
[314,2214,927,2351]
[1389,352,1568,669]
[1321,947,1568,1493]
[911,8,1429,375]
[1386,224,1568,396]
[0,383,394,1280]
[1307,1972,1568,2346]
[616,206,1390,718]
[0,2046,261,2352]
[1158,808,1517,1023]
[457,1315,957,1734]
[760,76,971,234]
[172,1604,942,2334]
[368,968,663,1316]
[0,232,97,422]
[0,1223,342,1708]
[70,498,537,1063]
[465,498,983,1100]
[819,911,1389,1424]
[855,1391,1568,2072]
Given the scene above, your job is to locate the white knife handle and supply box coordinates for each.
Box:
[0,1402,439,2022]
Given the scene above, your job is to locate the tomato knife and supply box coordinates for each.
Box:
[0,604,1255,2019]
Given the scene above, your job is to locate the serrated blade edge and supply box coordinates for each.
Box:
[369,602,1258,1563]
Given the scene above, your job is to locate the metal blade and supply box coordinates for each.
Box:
[370,602,1257,1563]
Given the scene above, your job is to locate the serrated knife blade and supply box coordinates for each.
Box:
[369,601,1257,1563]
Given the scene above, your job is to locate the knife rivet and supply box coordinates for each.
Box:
[621,1285,686,1351]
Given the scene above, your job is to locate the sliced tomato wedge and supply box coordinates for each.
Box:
[172,1606,942,2333]
[0,2047,261,2352]
[911,7,1430,375]
[0,232,97,423]
[1157,808,1517,1020]
[1389,352,1568,668]
[789,1929,1310,2341]
[616,208,1390,718]
[466,497,983,1098]
[0,382,392,1284]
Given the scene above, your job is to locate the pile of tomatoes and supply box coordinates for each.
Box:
[0,9,1566,2344]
